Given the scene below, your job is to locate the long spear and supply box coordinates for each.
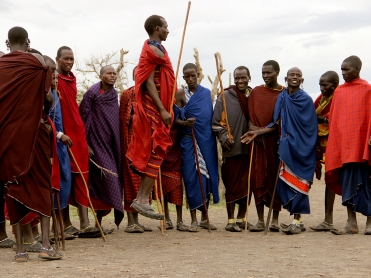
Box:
[264,162,281,235]
[169,1,191,116]
[68,147,106,241]
[154,180,164,235]
[191,127,211,232]
[55,192,66,250]
[214,53,233,140]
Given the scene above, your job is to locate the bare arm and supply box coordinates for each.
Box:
[174,89,195,127]
[241,125,278,144]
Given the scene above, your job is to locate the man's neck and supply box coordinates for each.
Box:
[188,85,198,93]
[57,66,70,76]
[10,45,27,52]
[265,81,280,89]
[288,86,300,95]
[101,82,113,92]
[148,35,162,44]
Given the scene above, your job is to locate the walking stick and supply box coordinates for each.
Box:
[154,180,164,235]
[169,1,192,116]
[67,147,107,241]
[264,162,281,235]
[158,168,166,232]
[190,127,211,232]
[245,140,255,233]
[55,192,66,250]
[214,53,233,140]
[49,188,60,250]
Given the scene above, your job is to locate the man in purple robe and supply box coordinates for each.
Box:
[79,65,124,231]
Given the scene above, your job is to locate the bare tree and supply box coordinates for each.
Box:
[75,48,130,104]
[207,52,226,105]
[193,48,204,84]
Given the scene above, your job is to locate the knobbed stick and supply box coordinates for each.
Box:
[158,168,166,232]
[191,127,211,232]
[245,140,255,233]
[55,192,66,251]
[68,147,107,242]
[264,162,281,235]
[154,180,164,235]
[169,1,192,116]
[214,53,233,140]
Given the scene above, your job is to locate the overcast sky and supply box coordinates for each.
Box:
[1,0,371,98]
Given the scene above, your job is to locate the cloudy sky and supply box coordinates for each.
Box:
[1,0,371,97]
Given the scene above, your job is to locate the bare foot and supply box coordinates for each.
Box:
[331,224,358,235]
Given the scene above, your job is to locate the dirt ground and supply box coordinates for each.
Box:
[1,178,370,278]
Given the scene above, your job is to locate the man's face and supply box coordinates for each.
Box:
[183,68,198,90]
[341,61,359,82]
[100,66,117,86]
[285,68,303,88]
[51,72,58,90]
[319,76,335,97]
[262,65,278,86]
[57,50,74,73]
[234,69,249,91]
[157,18,169,41]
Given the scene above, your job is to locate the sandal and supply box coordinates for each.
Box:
[176,222,189,232]
[102,227,115,235]
[249,221,265,232]
[0,238,16,248]
[199,220,217,230]
[63,225,79,236]
[50,232,77,241]
[124,224,144,233]
[269,224,280,232]
[158,220,174,230]
[236,221,253,230]
[130,200,164,220]
[137,223,153,232]
[331,226,358,235]
[77,226,101,238]
[38,247,63,260]
[225,223,242,232]
[188,222,199,232]
[282,224,302,235]
[14,252,29,263]
[281,222,306,232]
[23,241,42,252]
[309,221,334,232]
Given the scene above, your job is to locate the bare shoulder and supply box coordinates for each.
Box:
[31,53,46,66]
[149,45,164,58]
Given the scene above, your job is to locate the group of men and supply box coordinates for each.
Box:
[1,14,371,263]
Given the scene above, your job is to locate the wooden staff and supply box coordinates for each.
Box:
[154,180,164,235]
[158,168,166,232]
[67,147,106,241]
[190,127,211,232]
[264,162,281,235]
[55,192,66,250]
[214,53,233,140]
[245,140,255,233]
[169,1,191,116]
[49,186,60,250]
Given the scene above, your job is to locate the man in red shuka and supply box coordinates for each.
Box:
[126,15,175,220]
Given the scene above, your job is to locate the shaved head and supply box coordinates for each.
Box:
[321,71,339,84]
[287,67,302,76]
[8,26,28,45]
[183,63,197,73]
[343,55,362,70]
[100,65,115,75]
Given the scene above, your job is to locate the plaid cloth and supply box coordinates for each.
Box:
[80,82,124,225]
[325,78,371,195]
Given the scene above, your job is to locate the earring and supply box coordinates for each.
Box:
[300,83,304,90]
[5,40,10,51]
[27,39,31,52]
[285,81,288,87]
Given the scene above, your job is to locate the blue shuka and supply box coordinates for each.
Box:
[174,85,219,210]
[268,88,317,214]
[49,89,72,209]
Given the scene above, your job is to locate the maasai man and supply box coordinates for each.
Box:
[325,56,371,235]
[213,66,251,232]
[247,60,284,232]
[120,67,152,233]
[126,15,175,220]
[0,27,62,261]
[242,67,317,235]
[0,51,16,249]
[79,65,123,232]
[310,71,339,232]
[56,46,99,237]
[176,63,219,232]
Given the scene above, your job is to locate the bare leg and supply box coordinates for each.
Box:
[133,212,139,224]
[190,209,198,223]
[164,200,171,222]
[136,176,155,202]
[345,206,358,232]
[294,214,301,221]
[176,205,183,224]
[21,223,34,244]
[40,216,51,249]
[32,224,40,238]
[272,210,280,226]
[226,202,235,220]
[324,187,335,224]
[13,222,24,254]
[127,212,136,226]
[77,205,90,230]
[0,222,7,240]
[255,203,264,223]
[95,213,102,229]
[365,217,371,234]
[62,205,73,228]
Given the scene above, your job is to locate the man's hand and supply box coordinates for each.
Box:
[368,136,371,145]
[60,134,73,148]
[184,118,196,127]
[222,138,234,151]
[160,109,172,126]
[88,145,94,158]
[241,131,258,144]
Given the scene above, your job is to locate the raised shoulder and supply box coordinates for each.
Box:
[149,45,164,58]
[31,53,46,66]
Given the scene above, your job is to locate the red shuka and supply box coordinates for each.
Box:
[325,78,371,195]
[58,71,89,173]
[126,40,175,173]
[247,85,282,211]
